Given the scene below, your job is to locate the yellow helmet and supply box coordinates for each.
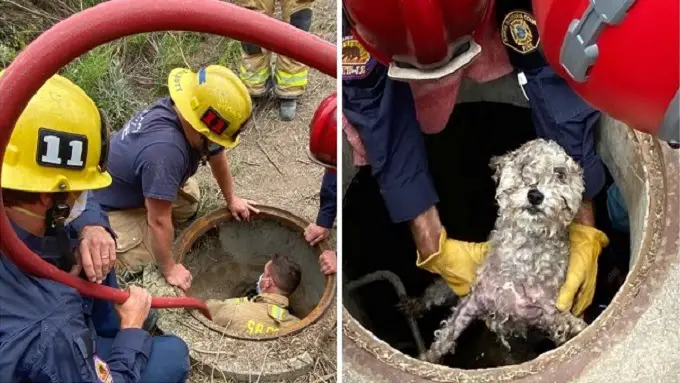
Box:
[1,71,112,193]
[168,65,253,149]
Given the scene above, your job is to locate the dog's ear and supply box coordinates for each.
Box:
[489,152,513,183]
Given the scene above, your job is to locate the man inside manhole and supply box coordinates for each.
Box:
[93,65,260,292]
[0,73,190,382]
[203,100,340,336]
[341,0,635,369]
[205,253,302,335]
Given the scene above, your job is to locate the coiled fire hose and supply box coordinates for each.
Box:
[0,0,336,320]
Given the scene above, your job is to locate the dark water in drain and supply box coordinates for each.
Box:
[342,102,631,368]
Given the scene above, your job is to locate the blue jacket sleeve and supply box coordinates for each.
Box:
[316,170,337,229]
[67,191,114,238]
[494,1,606,199]
[91,271,123,337]
[341,19,438,223]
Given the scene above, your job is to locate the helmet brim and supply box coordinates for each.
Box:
[306,148,336,170]
[1,164,112,192]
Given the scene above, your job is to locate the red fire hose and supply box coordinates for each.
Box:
[0,0,336,320]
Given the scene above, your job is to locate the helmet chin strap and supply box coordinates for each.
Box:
[44,194,75,272]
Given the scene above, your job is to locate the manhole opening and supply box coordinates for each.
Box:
[176,207,333,339]
[343,102,632,369]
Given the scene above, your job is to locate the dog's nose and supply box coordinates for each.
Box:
[527,189,544,206]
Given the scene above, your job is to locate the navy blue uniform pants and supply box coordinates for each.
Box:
[97,335,190,383]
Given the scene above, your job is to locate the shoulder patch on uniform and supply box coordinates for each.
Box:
[226,297,249,305]
[342,36,376,80]
[268,304,288,322]
[501,10,540,54]
[93,355,113,383]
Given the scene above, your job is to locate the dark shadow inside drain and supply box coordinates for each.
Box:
[184,219,326,323]
[342,102,632,368]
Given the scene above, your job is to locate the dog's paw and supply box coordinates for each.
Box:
[551,314,587,345]
[419,350,441,364]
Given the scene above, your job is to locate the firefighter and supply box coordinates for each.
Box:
[206,253,302,335]
[304,93,337,250]
[234,0,316,121]
[306,92,338,274]
[341,0,614,316]
[93,65,259,292]
[0,73,189,382]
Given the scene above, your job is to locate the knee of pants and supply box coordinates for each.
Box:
[141,336,190,383]
[290,8,313,32]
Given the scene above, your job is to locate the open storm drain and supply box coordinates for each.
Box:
[342,99,679,381]
[144,205,336,382]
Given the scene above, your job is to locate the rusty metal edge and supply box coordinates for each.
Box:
[341,134,680,382]
[172,204,337,341]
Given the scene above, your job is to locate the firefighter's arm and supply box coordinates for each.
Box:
[342,60,438,224]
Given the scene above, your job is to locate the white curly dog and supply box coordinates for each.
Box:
[419,138,589,363]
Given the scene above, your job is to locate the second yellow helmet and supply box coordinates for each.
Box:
[168,65,253,149]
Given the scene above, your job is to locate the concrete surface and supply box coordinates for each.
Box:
[574,149,680,383]
[575,258,680,382]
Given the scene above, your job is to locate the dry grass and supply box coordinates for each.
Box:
[1,0,338,381]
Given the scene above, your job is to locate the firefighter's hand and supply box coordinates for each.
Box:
[78,225,117,284]
[227,196,260,222]
[556,224,610,316]
[163,263,193,291]
[305,223,330,246]
[116,285,152,329]
[319,250,336,275]
[416,228,490,296]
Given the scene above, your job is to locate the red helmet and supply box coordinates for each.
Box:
[308,93,337,171]
[343,0,490,79]
[534,0,679,146]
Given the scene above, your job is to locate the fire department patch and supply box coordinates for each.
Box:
[501,10,540,54]
[342,37,376,80]
[93,355,113,383]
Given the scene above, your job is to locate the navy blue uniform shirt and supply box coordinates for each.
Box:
[95,97,223,210]
[495,0,606,198]
[341,14,439,223]
[316,170,337,229]
[0,197,152,382]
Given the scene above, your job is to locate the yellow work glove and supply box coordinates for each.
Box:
[416,228,490,296]
[556,223,610,316]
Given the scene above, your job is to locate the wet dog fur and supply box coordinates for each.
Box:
[415,139,588,363]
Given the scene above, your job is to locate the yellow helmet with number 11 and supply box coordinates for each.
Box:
[168,65,253,149]
[0,71,112,193]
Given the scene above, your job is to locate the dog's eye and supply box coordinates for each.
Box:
[554,167,567,181]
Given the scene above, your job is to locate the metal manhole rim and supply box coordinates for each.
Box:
[342,132,677,381]
[172,204,337,341]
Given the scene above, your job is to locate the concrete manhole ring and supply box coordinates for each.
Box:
[342,120,680,382]
[147,205,336,382]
